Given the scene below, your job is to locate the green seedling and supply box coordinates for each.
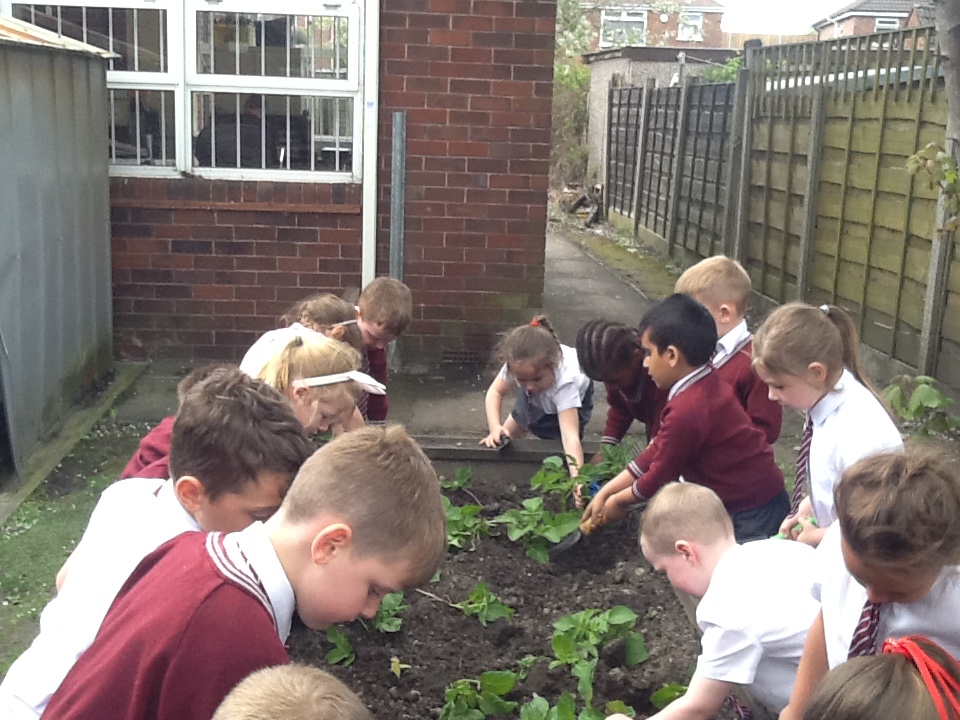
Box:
[550,607,649,710]
[530,456,580,511]
[390,656,412,678]
[362,591,408,633]
[516,654,547,681]
[438,671,519,720]
[441,467,474,492]
[324,627,356,667]
[444,497,490,552]
[579,444,633,482]
[492,497,582,563]
[518,693,576,720]
[453,582,515,627]
[651,682,688,709]
[773,517,817,540]
[883,374,960,437]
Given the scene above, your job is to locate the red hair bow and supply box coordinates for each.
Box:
[530,318,541,327]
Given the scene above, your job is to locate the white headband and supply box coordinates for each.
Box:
[296,370,386,395]
[332,319,358,327]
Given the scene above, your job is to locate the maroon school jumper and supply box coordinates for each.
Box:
[43,532,288,720]
[601,368,669,445]
[628,366,784,513]
[119,416,174,481]
[712,337,783,444]
[360,345,388,422]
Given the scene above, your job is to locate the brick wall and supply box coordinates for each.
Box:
[111,177,362,360]
[378,0,557,363]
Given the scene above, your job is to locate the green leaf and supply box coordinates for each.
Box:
[478,670,518,696]
[604,700,636,717]
[478,692,518,716]
[552,632,577,662]
[526,543,550,564]
[520,696,551,720]
[543,455,566,471]
[577,708,604,720]
[604,605,638,628]
[909,383,952,412]
[650,682,688,709]
[572,658,597,707]
[324,627,356,666]
[624,632,650,665]
[551,693,577,720]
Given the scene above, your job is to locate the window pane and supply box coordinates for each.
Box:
[191,92,353,172]
[196,12,348,79]
[12,5,167,72]
[677,12,704,42]
[108,89,176,166]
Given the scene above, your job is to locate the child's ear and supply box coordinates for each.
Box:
[327,325,346,341]
[665,344,681,367]
[175,477,207,513]
[675,540,697,563]
[311,523,353,566]
[806,361,829,385]
[717,303,734,323]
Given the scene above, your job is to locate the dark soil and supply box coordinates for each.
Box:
[288,468,706,719]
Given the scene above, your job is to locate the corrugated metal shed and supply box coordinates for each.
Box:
[0,15,114,485]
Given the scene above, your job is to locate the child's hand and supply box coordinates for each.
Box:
[479,428,508,448]
[573,483,585,509]
[795,519,826,548]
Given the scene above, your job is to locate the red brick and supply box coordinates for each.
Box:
[236,256,278,271]
[408,12,452,29]
[194,284,234,300]
[427,29,472,46]
[473,1,515,17]
[235,285,277,301]
[404,76,450,93]
[450,15,494,31]
[151,254,195,270]
[450,47,493,64]
[447,141,490,157]
[114,254,151,270]
[278,257,319,272]
[381,90,427,108]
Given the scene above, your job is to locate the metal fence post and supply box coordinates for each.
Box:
[721,68,748,257]
[632,78,656,239]
[732,51,757,265]
[388,111,406,371]
[666,76,697,256]
[917,138,957,375]
[796,85,826,301]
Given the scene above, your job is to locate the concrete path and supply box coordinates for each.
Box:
[112,230,653,442]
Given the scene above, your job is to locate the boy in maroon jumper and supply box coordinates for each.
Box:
[355,278,413,423]
[675,256,782,444]
[582,294,789,543]
[42,425,447,720]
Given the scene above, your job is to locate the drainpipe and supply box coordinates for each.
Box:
[360,0,380,286]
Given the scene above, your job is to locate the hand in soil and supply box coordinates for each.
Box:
[480,428,509,448]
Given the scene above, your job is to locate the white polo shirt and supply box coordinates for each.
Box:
[806,369,902,526]
[0,478,200,719]
[696,540,819,712]
[813,524,960,669]
[499,344,592,414]
[713,319,751,367]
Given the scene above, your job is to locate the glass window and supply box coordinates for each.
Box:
[677,12,704,42]
[110,89,176,166]
[874,17,901,32]
[600,9,646,48]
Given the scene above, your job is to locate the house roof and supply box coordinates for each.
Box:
[909,1,936,25]
[0,15,116,57]
[583,45,737,65]
[813,0,914,29]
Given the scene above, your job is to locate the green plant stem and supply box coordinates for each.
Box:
[415,588,458,608]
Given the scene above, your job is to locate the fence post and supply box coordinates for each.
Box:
[666,76,697,256]
[632,78,656,239]
[603,85,615,220]
[732,50,757,265]
[721,69,748,257]
[796,85,826,301]
[917,138,957,375]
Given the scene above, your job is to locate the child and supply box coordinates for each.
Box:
[356,277,413,423]
[607,482,819,720]
[242,329,381,435]
[575,319,668,450]
[41,425,446,720]
[582,294,788,542]
[803,636,960,720]
[212,665,373,720]
[480,315,594,477]
[119,363,228,482]
[0,368,314,720]
[779,447,960,720]
[752,302,902,546]
[278,293,364,351]
[674,256,782,444]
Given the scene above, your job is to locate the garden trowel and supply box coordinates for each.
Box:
[548,480,601,557]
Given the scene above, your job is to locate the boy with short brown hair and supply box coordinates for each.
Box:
[42,425,446,720]
[675,255,782,444]
[212,665,372,720]
[0,367,314,720]
[355,277,413,422]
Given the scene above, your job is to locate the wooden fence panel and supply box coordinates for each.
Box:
[607,86,644,216]
[636,87,681,238]
[674,83,735,260]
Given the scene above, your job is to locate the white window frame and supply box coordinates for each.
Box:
[2,0,369,183]
[599,7,647,49]
[677,11,704,42]
[874,16,901,32]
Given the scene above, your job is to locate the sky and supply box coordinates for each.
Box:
[716,0,854,34]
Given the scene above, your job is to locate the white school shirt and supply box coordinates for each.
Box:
[806,369,902,526]
[499,344,592,414]
[696,540,819,712]
[813,524,960,669]
[713,319,751,367]
[239,323,329,378]
[0,478,200,719]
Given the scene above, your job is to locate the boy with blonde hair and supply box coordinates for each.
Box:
[356,277,413,422]
[675,255,782,444]
[606,483,818,720]
[212,665,372,720]
[42,425,446,720]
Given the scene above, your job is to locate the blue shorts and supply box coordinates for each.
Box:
[731,489,790,543]
[510,382,594,441]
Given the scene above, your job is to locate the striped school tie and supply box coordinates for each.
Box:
[792,415,813,514]
[726,694,753,720]
[848,600,881,658]
[357,352,370,420]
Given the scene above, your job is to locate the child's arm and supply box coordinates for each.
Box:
[581,466,636,525]
[779,497,828,547]
[607,672,732,720]
[480,375,513,447]
[779,610,827,720]
[557,407,584,477]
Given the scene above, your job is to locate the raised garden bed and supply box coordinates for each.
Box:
[287,440,705,719]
